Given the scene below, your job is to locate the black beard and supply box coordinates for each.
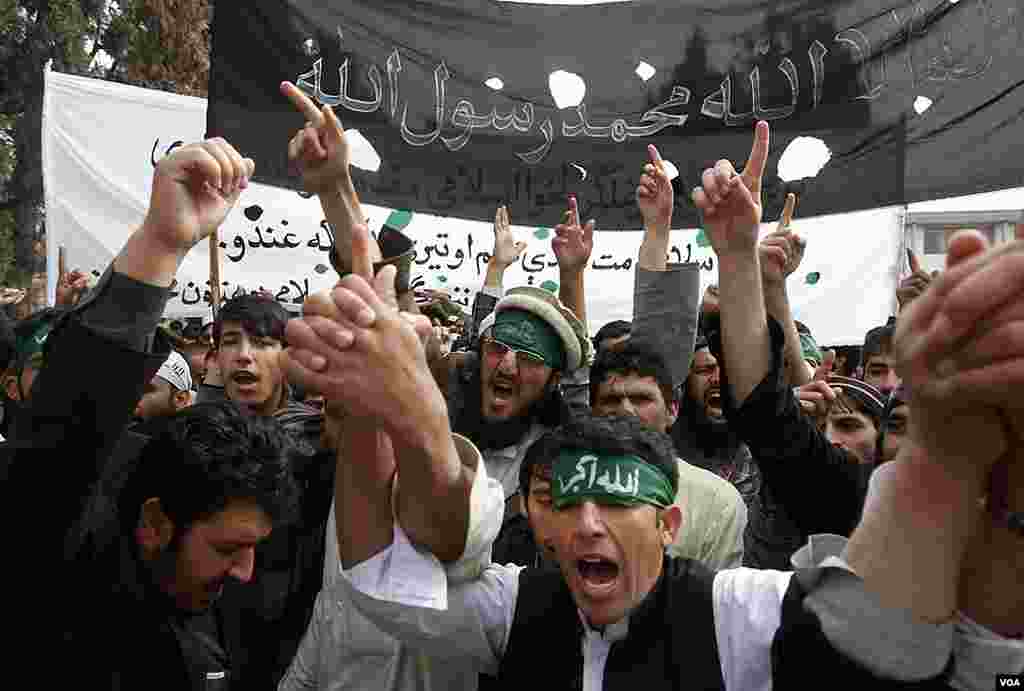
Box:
[477,413,536,451]
[678,391,742,458]
[450,352,566,450]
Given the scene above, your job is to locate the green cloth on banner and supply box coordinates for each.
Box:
[384,209,414,231]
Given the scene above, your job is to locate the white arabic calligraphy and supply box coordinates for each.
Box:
[560,455,641,497]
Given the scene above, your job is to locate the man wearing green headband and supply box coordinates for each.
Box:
[2,308,59,406]
[440,284,590,521]
[332,412,805,690]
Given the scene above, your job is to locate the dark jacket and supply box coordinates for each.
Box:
[122,391,334,690]
[498,555,723,690]
[0,290,213,687]
[221,446,335,690]
[0,269,332,690]
[714,319,872,569]
[671,397,761,511]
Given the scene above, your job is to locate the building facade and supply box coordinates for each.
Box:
[905,208,1023,274]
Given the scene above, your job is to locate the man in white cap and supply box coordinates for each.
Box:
[132,349,193,433]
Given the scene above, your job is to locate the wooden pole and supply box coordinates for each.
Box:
[209,231,222,322]
[58,246,66,284]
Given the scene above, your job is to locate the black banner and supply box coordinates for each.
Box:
[208,0,1022,229]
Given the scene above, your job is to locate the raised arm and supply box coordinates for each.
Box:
[697,139,872,537]
[714,316,869,538]
[485,205,526,298]
[845,227,1023,621]
[5,138,250,552]
[637,145,673,272]
[772,229,1024,687]
[760,194,815,387]
[633,143,700,387]
[281,81,383,275]
[692,121,772,407]
[430,206,525,394]
[553,196,593,332]
[895,249,934,313]
[282,224,476,564]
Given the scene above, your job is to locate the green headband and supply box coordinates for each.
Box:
[15,320,54,370]
[799,332,822,367]
[492,309,565,370]
[552,451,675,510]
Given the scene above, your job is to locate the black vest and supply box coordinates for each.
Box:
[497,556,724,691]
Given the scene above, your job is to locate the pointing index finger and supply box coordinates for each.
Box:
[743,120,770,195]
[281,81,325,126]
[779,193,797,229]
[908,248,922,274]
[648,144,665,174]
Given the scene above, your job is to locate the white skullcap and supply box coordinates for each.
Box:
[157,350,193,392]
[478,312,496,338]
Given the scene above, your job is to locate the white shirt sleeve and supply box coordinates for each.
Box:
[712,567,794,691]
[323,433,505,589]
[340,524,522,676]
[445,433,507,583]
[337,434,519,676]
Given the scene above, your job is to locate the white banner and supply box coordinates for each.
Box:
[43,70,901,345]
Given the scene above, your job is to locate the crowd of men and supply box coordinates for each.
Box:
[0,80,1019,691]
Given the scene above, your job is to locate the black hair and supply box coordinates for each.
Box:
[830,389,883,430]
[697,310,721,345]
[875,386,909,467]
[862,317,896,366]
[213,294,290,348]
[671,341,747,462]
[116,401,301,539]
[794,320,811,336]
[588,339,675,409]
[592,320,632,350]
[519,413,679,501]
[826,345,862,377]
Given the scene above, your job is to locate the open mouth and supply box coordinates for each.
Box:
[232,371,259,386]
[706,389,722,408]
[576,556,619,593]
[491,380,516,400]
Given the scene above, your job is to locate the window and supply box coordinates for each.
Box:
[923,228,946,254]
[921,224,995,254]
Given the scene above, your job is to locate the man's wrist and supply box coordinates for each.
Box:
[114,225,186,287]
[392,390,462,488]
[900,442,988,509]
[391,379,450,450]
[716,250,759,273]
[643,220,671,237]
[318,175,357,205]
[762,279,788,302]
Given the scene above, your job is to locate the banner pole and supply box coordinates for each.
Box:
[209,231,222,323]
